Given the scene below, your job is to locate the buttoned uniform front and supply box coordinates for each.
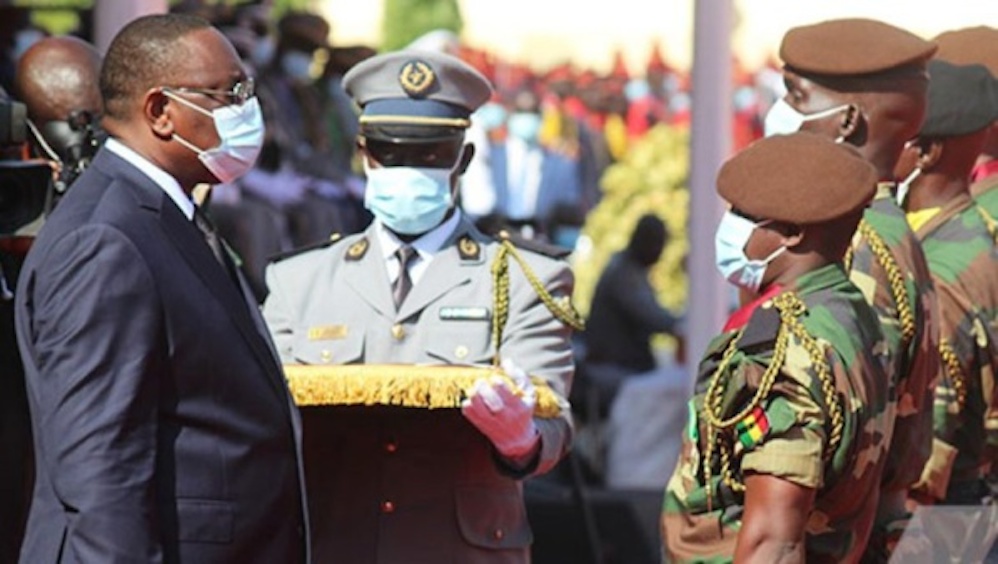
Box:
[263,211,575,563]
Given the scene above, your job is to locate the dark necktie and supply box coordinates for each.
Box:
[193,206,227,268]
[393,245,417,308]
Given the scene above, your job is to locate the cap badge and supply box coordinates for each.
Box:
[399,60,436,97]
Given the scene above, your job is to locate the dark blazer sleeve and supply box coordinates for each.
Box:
[610,262,676,333]
[25,224,164,562]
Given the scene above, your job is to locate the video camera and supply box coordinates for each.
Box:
[0,96,52,240]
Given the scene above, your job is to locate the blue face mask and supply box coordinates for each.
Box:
[281,51,313,82]
[714,210,786,293]
[473,102,508,132]
[507,112,542,144]
[763,98,849,138]
[364,160,455,235]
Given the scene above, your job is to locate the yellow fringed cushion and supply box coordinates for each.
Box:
[284,364,563,419]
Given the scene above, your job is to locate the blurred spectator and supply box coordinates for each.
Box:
[579,214,681,417]
[488,86,583,241]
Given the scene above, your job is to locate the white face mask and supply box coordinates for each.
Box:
[714,210,787,293]
[166,93,265,184]
[363,158,456,235]
[281,51,314,82]
[895,167,921,208]
[764,98,850,137]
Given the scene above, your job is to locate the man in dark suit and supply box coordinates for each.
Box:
[14,14,309,563]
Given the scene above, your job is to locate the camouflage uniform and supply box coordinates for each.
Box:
[846,185,940,551]
[662,264,893,563]
[910,192,998,503]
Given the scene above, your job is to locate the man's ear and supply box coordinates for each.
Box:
[779,223,806,248]
[145,88,173,139]
[837,104,861,142]
[456,142,475,175]
[917,139,943,170]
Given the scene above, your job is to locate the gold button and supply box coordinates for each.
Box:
[385,441,398,453]
[493,528,504,540]
[320,349,332,363]
[381,500,395,513]
[391,324,405,340]
[454,345,469,360]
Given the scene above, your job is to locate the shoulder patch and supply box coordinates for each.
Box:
[268,233,343,264]
[739,301,781,351]
[345,237,369,261]
[497,229,572,259]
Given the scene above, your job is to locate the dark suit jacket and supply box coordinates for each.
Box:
[15,147,309,563]
[489,141,582,226]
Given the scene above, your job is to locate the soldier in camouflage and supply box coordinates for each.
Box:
[763,19,942,559]
[895,60,998,507]
[662,132,891,563]
[931,26,998,221]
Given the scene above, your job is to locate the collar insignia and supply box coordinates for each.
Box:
[458,235,480,261]
[346,238,369,261]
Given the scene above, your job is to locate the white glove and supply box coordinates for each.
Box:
[461,359,540,458]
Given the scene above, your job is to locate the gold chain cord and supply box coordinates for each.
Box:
[845,219,917,348]
[490,240,586,367]
[938,338,967,409]
[700,292,843,510]
[976,205,998,245]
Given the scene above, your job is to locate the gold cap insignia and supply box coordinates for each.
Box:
[399,60,436,97]
[458,235,480,261]
[346,238,369,261]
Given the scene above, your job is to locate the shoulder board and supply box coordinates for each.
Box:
[738,300,781,351]
[268,233,345,264]
[497,229,572,259]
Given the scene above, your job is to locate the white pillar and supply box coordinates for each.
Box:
[93,0,168,54]
[687,0,733,364]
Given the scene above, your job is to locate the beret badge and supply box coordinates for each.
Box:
[398,60,436,97]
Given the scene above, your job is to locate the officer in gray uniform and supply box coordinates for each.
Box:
[262,49,581,563]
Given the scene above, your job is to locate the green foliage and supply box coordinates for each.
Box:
[381,0,463,51]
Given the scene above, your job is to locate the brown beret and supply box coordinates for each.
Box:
[781,18,937,77]
[717,132,877,225]
[933,26,998,77]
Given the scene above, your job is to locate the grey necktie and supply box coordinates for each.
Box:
[393,245,417,308]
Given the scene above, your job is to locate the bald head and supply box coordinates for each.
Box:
[15,36,102,124]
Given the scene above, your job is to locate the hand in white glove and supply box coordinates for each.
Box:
[461,359,540,459]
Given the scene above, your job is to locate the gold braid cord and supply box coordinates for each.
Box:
[846,219,917,348]
[284,364,562,418]
[700,292,843,509]
[938,339,967,409]
[976,205,998,245]
[490,240,585,366]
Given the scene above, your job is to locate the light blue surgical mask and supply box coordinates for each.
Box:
[363,159,455,235]
[507,112,542,144]
[473,102,508,132]
[763,98,849,138]
[281,51,314,82]
[165,93,265,184]
[714,210,787,293]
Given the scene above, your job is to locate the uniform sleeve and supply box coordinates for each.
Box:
[20,225,164,561]
[499,254,576,477]
[739,345,829,489]
[262,262,297,365]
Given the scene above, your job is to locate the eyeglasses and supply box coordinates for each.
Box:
[167,78,256,106]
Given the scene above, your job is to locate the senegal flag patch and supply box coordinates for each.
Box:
[735,406,770,449]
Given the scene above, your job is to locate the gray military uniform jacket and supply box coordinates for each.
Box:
[263,214,575,563]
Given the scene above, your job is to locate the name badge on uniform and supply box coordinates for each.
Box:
[439,306,490,321]
[308,325,348,340]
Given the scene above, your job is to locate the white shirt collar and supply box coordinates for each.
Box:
[375,209,462,285]
[105,137,195,220]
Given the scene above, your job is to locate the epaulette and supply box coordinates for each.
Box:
[496,229,572,260]
[739,300,782,351]
[268,233,344,264]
